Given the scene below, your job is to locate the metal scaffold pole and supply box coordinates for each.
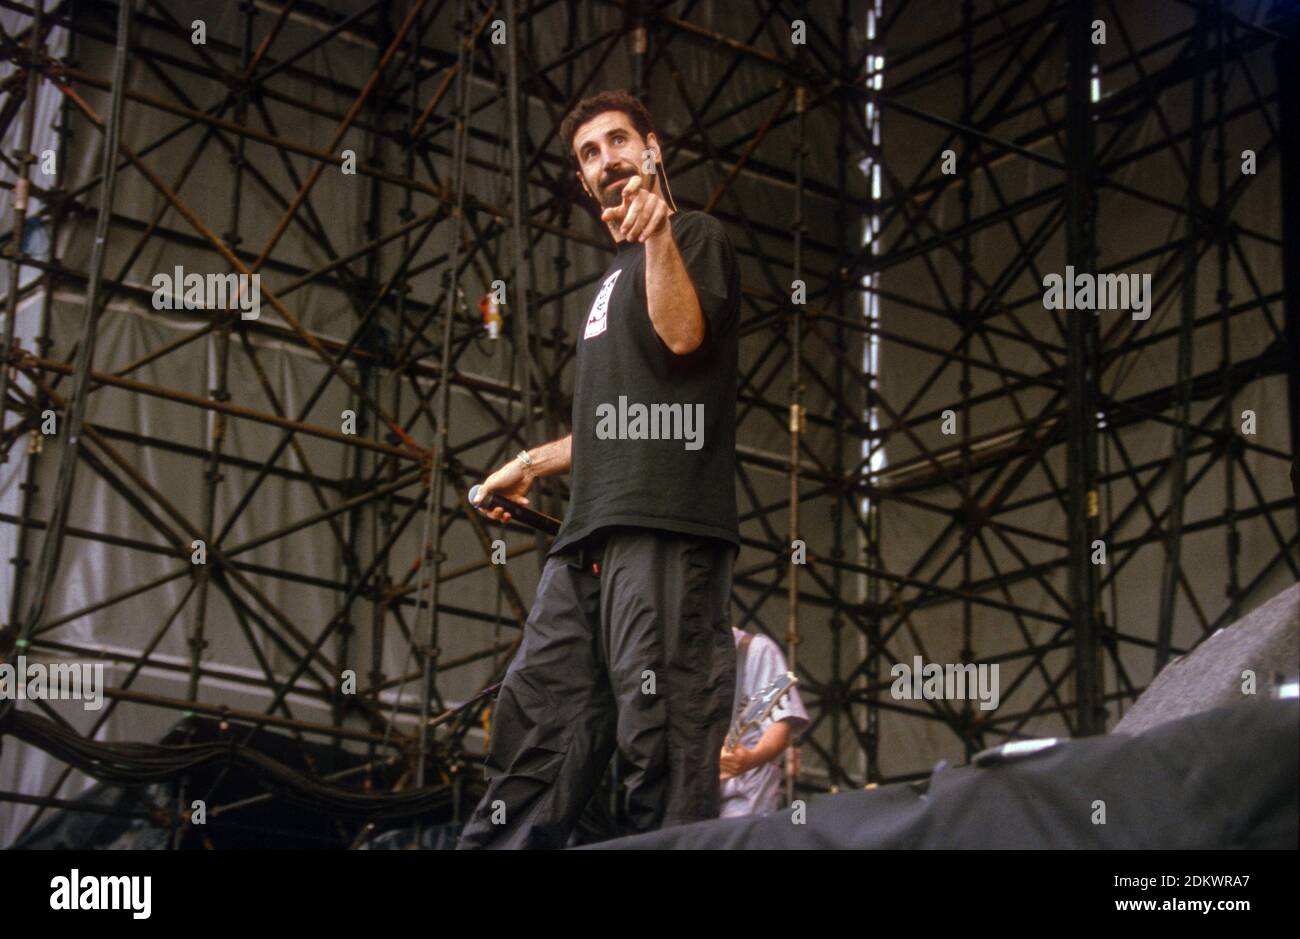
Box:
[1063,0,1104,737]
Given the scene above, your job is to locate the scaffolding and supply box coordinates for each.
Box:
[0,0,1295,844]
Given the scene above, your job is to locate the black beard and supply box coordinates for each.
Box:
[599,171,636,208]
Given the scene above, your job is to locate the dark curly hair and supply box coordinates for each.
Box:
[559,90,658,168]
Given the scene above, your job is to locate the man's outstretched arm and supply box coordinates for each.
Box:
[645,228,706,355]
[601,175,707,356]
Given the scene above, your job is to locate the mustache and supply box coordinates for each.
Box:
[600,167,636,187]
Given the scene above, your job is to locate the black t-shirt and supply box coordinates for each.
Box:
[550,210,741,556]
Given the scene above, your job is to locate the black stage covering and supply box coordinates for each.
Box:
[586,698,1299,849]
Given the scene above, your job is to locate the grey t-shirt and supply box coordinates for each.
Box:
[720,628,809,817]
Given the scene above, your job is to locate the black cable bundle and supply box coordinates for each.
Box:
[0,708,454,822]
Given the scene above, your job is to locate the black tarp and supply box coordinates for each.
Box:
[586,698,1299,849]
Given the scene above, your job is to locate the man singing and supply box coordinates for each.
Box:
[457,90,742,849]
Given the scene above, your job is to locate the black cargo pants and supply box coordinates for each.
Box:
[456,526,737,849]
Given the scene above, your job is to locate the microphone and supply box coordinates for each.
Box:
[468,485,562,536]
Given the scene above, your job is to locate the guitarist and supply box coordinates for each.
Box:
[720,627,809,817]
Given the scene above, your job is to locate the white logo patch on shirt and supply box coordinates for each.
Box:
[584,269,622,340]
